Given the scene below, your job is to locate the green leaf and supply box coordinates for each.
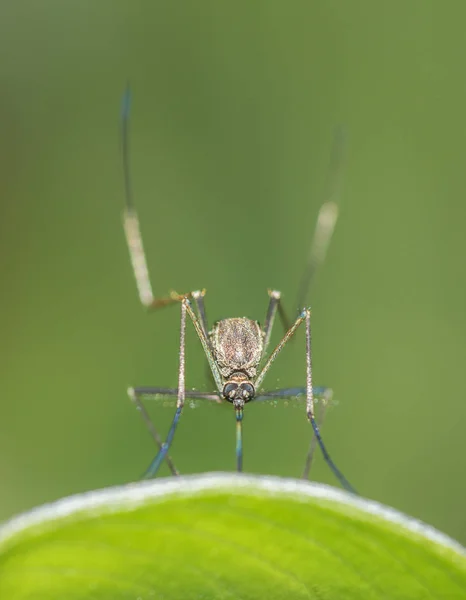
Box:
[0,474,464,599]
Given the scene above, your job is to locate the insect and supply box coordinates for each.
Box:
[120,89,357,494]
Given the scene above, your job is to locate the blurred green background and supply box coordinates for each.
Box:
[1,1,465,545]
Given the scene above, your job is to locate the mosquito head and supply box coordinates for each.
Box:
[223,373,255,407]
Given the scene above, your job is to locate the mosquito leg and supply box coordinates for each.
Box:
[304,309,357,494]
[254,310,307,391]
[250,385,332,480]
[253,386,331,402]
[187,298,251,471]
[123,209,190,309]
[262,290,292,356]
[184,299,224,393]
[260,134,344,366]
[140,297,223,479]
[141,299,189,479]
[120,88,194,311]
[295,127,346,313]
[277,301,291,336]
[302,387,332,480]
[262,290,280,352]
[127,387,179,476]
[128,386,221,476]
[130,387,221,402]
[192,289,209,338]
[253,307,356,493]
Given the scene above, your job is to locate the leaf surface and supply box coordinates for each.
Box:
[0,473,464,599]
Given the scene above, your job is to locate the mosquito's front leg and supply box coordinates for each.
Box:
[141,298,189,479]
[251,385,333,480]
[184,299,223,393]
[253,307,357,493]
[255,310,307,391]
[302,387,332,480]
[303,309,357,494]
[140,297,223,479]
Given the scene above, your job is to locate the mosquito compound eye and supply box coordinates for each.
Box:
[223,382,238,400]
[240,382,255,400]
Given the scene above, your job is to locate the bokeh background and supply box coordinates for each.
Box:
[1,1,465,545]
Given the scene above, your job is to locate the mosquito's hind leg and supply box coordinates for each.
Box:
[262,290,291,356]
[295,126,346,313]
[120,88,195,312]
[191,289,209,338]
[123,209,190,309]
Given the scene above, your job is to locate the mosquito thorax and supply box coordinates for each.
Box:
[222,372,255,406]
[211,317,263,379]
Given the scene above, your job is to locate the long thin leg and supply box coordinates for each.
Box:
[295,127,346,313]
[120,88,194,311]
[253,386,331,402]
[304,310,357,493]
[192,289,209,339]
[123,209,190,309]
[253,308,356,493]
[254,310,307,391]
[250,386,332,480]
[264,132,345,350]
[142,299,188,479]
[302,388,332,480]
[141,297,223,479]
[262,290,291,356]
[130,387,221,402]
[184,299,223,393]
[127,387,179,476]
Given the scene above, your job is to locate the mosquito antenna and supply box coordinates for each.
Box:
[121,84,134,210]
[295,126,347,313]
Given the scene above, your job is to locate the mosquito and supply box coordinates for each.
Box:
[120,88,357,494]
